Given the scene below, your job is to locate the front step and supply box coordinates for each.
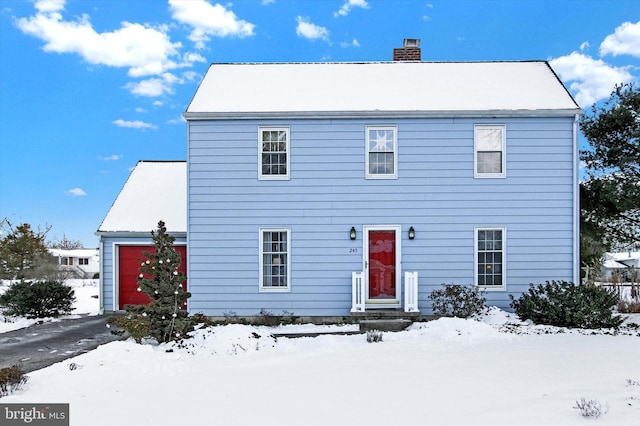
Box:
[359,319,412,332]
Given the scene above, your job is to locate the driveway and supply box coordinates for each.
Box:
[0,315,124,373]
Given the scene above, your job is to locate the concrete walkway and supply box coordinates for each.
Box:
[0,315,124,373]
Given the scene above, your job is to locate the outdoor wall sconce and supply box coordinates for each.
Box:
[350,227,357,240]
[408,226,415,240]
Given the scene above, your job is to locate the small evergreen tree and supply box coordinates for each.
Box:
[123,221,193,343]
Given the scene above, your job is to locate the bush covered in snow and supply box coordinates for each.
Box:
[0,280,75,318]
[510,280,623,329]
[429,284,486,318]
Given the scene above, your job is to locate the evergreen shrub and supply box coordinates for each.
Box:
[429,284,486,318]
[510,280,623,329]
[0,280,75,318]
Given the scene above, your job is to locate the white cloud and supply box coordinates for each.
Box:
[34,0,65,13]
[65,187,86,197]
[296,16,329,41]
[135,107,147,113]
[579,41,590,51]
[261,0,275,5]
[98,155,121,161]
[169,0,255,49]
[334,0,369,17]
[16,2,185,78]
[112,119,158,130]
[549,51,635,107]
[599,21,640,58]
[167,116,186,124]
[340,38,360,48]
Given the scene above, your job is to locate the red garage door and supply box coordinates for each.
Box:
[118,245,187,309]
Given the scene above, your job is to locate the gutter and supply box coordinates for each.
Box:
[183,109,583,121]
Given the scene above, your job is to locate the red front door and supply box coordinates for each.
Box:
[118,245,187,309]
[368,230,396,300]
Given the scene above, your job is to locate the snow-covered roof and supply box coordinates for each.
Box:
[49,248,99,258]
[185,61,581,119]
[97,161,186,234]
[603,251,640,269]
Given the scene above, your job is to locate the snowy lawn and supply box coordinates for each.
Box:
[1,281,640,425]
[0,279,100,333]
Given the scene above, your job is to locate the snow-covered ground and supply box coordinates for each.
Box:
[0,279,100,332]
[1,280,640,425]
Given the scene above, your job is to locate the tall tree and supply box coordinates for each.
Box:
[580,83,640,255]
[0,221,55,280]
[49,234,84,250]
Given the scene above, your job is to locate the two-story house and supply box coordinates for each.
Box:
[181,41,582,318]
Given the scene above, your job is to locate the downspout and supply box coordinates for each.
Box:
[573,114,580,284]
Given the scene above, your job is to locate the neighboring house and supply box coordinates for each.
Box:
[49,248,99,278]
[602,252,640,282]
[181,40,582,318]
[96,161,186,312]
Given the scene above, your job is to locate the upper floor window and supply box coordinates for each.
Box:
[475,227,506,290]
[259,228,290,292]
[259,127,290,180]
[474,125,506,178]
[366,126,397,179]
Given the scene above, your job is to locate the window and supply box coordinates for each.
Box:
[366,126,397,179]
[259,127,290,180]
[475,227,506,290]
[78,258,89,265]
[474,125,506,178]
[259,228,290,291]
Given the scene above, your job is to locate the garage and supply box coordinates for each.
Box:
[118,245,187,309]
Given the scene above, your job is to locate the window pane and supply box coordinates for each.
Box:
[262,230,288,289]
[477,128,502,151]
[477,228,504,287]
[477,152,502,174]
[260,129,288,177]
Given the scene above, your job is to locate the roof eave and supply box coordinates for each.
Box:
[95,230,187,238]
[184,109,583,121]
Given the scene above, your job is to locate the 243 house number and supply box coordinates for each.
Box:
[349,248,358,253]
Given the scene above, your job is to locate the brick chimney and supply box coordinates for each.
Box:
[393,39,421,61]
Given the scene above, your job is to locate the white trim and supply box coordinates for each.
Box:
[185,109,582,121]
[258,126,290,181]
[365,125,398,180]
[572,114,580,285]
[363,225,402,306]
[474,124,506,179]
[258,227,291,292]
[111,241,188,310]
[474,226,507,291]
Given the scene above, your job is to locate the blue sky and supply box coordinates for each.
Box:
[0,0,639,248]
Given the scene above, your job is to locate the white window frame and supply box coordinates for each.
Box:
[474,124,506,178]
[474,226,506,291]
[366,125,398,179]
[258,126,290,180]
[259,228,291,292]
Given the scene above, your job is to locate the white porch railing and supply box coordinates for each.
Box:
[404,271,419,313]
[351,270,419,313]
[351,271,365,312]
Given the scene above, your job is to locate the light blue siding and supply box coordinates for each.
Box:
[187,117,576,316]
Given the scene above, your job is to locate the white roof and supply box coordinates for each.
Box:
[185,61,580,118]
[49,248,99,258]
[97,161,186,234]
